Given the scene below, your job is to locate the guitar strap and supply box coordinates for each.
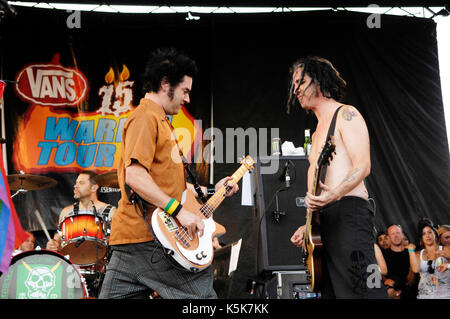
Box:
[319,105,344,184]
[167,118,209,204]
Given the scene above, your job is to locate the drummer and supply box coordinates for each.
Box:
[46,171,116,251]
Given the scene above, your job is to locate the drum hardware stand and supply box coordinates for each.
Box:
[91,200,104,298]
[11,188,27,198]
[74,237,86,248]
[10,171,29,198]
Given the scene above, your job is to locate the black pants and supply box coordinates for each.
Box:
[320,196,388,299]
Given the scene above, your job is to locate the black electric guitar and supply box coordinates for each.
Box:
[303,136,336,292]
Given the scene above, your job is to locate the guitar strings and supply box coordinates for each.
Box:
[199,165,246,217]
[175,165,247,247]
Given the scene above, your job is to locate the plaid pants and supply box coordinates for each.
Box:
[98,240,217,299]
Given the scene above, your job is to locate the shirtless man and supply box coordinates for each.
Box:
[46,171,115,251]
[288,56,387,298]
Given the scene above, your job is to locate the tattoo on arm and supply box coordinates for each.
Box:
[342,107,358,121]
[344,168,360,183]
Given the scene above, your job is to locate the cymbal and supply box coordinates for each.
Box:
[94,171,119,188]
[7,174,57,191]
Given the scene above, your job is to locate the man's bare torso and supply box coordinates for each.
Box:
[307,106,369,200]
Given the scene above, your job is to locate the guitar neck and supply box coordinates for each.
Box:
[305,164,323,223]
[312,163,323,197]
[200,163,248,218]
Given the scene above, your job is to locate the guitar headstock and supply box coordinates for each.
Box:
[317,136,336,167]
[240,155,255,170]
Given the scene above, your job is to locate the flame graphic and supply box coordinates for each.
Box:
[104,65,130,84]
[119,64,130,81]
[105,67,114,84]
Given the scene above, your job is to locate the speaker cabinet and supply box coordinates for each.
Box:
[255,156,308,273]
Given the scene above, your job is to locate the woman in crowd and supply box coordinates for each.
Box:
[408,219,449,299]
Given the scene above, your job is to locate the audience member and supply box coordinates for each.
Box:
[374,243,388,276]
[437,225,450,248]
[376,231,390,250]
[409,219,449,299]
[402,232,410,247]
[13,232,35,256]
[382,224,416,299]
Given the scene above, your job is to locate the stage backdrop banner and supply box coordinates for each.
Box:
[0,9,206,234]
[12,53,132,173]
[1,8,449,298]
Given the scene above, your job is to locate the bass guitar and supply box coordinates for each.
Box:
[151,155,255,272]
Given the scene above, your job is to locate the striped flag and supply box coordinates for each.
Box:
[0,94,28,273]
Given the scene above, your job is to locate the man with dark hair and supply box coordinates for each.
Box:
[289,56,387,298]
[47,171,115,251]
[377,231,391,250]
[99,48,238,299]
[46,171,116,296]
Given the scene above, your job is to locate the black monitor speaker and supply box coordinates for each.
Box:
[255,156,308,273]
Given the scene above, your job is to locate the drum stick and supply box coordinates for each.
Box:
[34,209,52,241]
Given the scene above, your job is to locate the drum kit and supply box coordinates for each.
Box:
[0,171,118,299]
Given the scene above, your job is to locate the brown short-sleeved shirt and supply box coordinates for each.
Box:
[109,98,186,245]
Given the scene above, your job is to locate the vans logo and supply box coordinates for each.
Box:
[15,57,88,107]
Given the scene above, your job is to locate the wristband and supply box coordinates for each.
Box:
[165,198,179,215]
[171,203,183,218]
[408,249,415,253]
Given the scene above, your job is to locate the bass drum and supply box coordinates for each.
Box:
[0,249,88,299]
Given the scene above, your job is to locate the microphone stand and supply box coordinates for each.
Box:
[272,187,289,223]
[272,161,292,223]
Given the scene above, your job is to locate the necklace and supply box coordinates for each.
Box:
[424,246,437,260]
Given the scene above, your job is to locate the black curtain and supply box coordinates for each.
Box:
[1,8,448,297]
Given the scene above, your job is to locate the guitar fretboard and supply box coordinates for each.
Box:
[305,163,322,229]
[200,163,249,218]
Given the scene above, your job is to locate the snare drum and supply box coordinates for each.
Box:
[60,210,107,265]
[0,250,88,299]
